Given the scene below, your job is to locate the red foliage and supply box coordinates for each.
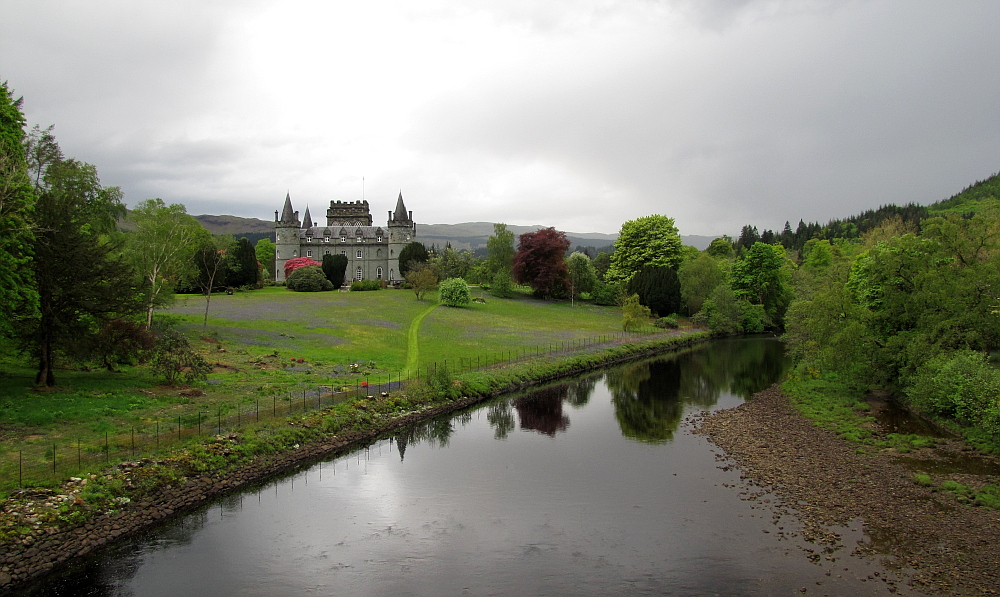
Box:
[283,257,322,278]
[512,227,570,298]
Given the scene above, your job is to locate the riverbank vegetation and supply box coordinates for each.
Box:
[774,174,1000,452]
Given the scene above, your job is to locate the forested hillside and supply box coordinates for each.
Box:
[748,171,1000,450]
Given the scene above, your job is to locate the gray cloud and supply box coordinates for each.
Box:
[2,0,998,237]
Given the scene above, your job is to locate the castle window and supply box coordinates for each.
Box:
[377,236,382,242]
[341,250,346,255]
[324,249,330,255]
[323,237,329,242]
[293,250,297,257]
[376,267,383,279]
[376,249,381,257]
[355,266,363,281]
[307,250,312,257]
[356,249,362,259]
[341,236,346,242]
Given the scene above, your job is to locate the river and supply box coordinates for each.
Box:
[19,337,905,596]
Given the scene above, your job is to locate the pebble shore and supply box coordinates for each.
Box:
[696,385,1000,596]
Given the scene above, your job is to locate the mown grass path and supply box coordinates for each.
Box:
[406,302,439,375]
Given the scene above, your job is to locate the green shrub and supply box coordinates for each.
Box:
[349,279,382,291]
[622,293,652,331]
[151,329,212,385]
[286,265,334,292]
[439,277,472,307]
[592,280,623,306]
[653,314,679,329]
[904,350,1000,427]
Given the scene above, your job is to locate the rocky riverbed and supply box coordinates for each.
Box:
[695,385,1000,596]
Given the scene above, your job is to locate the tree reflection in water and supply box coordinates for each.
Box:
[606,337,789,443]
[393,417,457,460]
[400,339,788,448]
[514,386,570,436]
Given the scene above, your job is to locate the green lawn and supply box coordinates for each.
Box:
[0,285,650,493]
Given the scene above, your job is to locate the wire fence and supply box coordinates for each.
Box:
[4,328,664,492]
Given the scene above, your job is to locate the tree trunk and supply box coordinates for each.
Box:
[35,336,55,386]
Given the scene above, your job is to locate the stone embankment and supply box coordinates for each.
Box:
[696,385,1000,596]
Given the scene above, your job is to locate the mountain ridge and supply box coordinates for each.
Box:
[190,214,721,251]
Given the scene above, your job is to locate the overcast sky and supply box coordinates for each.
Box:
[2,0,998,236]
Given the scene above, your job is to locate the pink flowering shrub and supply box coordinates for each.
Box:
[283,257,322,279]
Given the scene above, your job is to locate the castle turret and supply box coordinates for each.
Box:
[275,192,302,282]
[387,191,416,282]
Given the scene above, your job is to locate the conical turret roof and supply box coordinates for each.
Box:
[302,206,313,229]
[393,191,409,222]
[280,192,295,223]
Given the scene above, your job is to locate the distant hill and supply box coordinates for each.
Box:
[189,215,719,251]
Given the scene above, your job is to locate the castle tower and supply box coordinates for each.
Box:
[275,192,301,282]
[386,191,416,281]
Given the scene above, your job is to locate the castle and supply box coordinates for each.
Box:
[274,192,416,284]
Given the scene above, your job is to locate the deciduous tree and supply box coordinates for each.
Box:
[126,198,205,329]
[566,251,597,303]
[512,227,570,298]
[678,253,725,315]
[255,238,276,281]
[486,223,515,271]
[730,242,791,327]
[193,234,232,326]
[606,215,683,284]
[406,262,438,300]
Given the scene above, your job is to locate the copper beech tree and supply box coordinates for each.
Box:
[512,227,570,299]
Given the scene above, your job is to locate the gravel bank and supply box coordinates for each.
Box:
[695,385,1000,596]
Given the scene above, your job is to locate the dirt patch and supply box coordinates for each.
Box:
[695,385,1000,596]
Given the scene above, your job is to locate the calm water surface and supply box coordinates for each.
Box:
[23,338,907,596]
